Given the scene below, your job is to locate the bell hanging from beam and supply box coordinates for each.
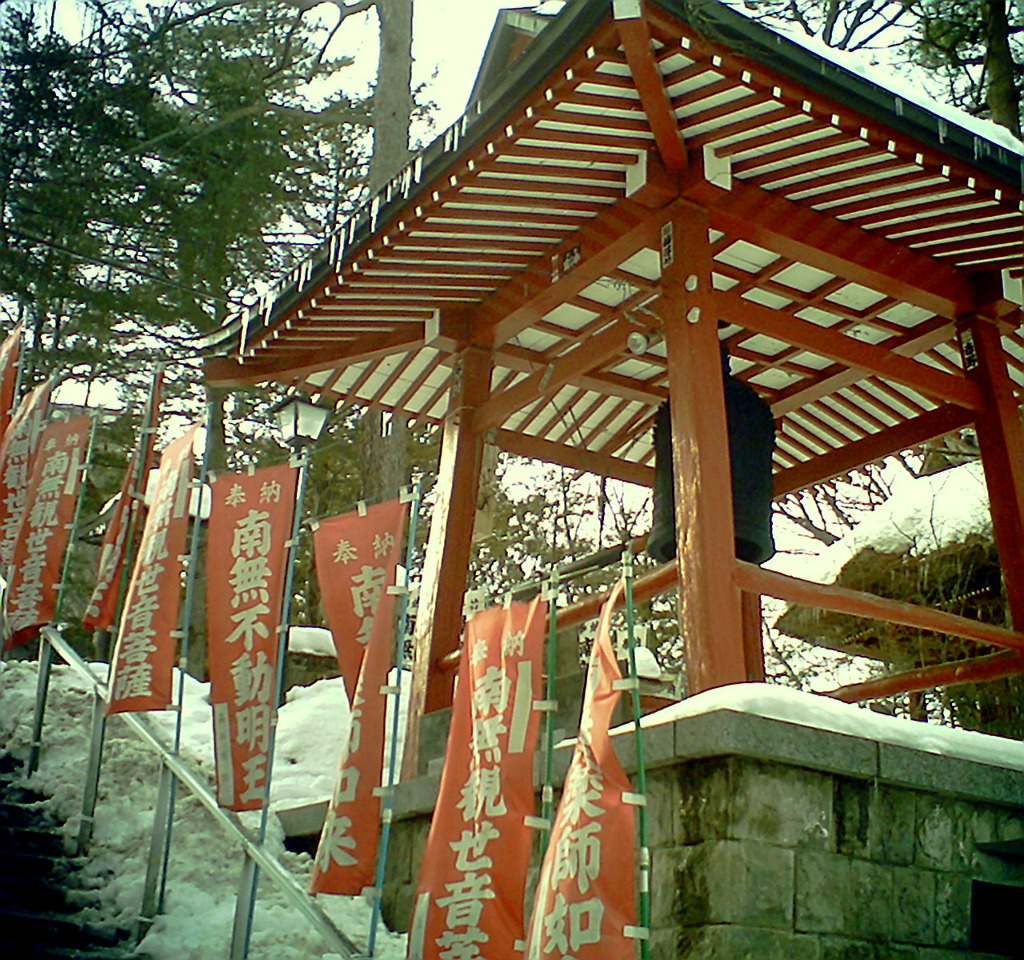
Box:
[648,342,776,566]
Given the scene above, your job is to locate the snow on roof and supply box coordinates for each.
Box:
[772,460,992,586]
[621,681,1024,771]
[723,0,1024,157]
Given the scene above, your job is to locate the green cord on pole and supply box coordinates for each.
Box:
[159,412,214,914]
[622,549,651,959]
[540,569,559,855]
[367,481,423,958]
[53,413,101,625]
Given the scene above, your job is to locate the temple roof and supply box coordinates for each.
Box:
[204,0,1023,494]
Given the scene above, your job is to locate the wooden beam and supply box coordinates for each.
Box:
[403,344,493,778]
[473,314,644,432]
[769,317,956,417]
[474,200,659,346]
[496,429,654,487]
[615,1,688,172]
[683,170,977,319]
[716,289,982,411]
[735,562,1024,653]
[958,317,1024,631]
[825,650,1024,703]
[204,325,425,387]
[663,207,753,690]
[772,404,974,497]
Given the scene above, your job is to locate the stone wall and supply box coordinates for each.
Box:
[384,705,1024,959]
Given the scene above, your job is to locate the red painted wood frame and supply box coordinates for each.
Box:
[402,343,493,779]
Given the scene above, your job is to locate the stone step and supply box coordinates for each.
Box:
[0,795,59,829]
[0,820,67,854]
[0,848,85,880]
[0,906,125,947]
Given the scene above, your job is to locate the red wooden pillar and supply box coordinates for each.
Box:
[402,343,493,778]
[958,316,1024,630]
[660,204,753,691]
[741,592,767,684]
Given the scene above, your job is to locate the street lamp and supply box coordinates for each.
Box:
[270,394,331,449]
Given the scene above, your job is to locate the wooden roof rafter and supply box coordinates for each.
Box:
[203,0,1021,512]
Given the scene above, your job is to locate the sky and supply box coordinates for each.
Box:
[329,0,557,133]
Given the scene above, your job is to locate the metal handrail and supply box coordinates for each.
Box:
[39,626,361,960]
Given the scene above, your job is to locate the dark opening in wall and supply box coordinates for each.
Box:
[971,879,1024,956]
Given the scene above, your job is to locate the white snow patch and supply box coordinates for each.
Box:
[617,681,1024,772]
[769,460,991,586]
[289,626,337,659]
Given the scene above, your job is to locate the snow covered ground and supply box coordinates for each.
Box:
[0,656,407,960]
[3,628,1023,960]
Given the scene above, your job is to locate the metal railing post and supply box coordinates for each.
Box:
[367,483,421,957]
[41,626,360,959]
[622,549,651,959]
[27,413,98,775]
[75,689,107,853]
[151,417,211,921]
[230,446,312,960]
[138,762,177,939]
[27,637,54,775]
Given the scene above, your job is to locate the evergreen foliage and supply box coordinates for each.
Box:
[725,0,1022,134]
[0,0,370,395]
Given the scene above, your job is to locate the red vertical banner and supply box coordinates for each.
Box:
[407,598,547,960]
[3,415,91,649]
[310,498,408,895]
[312,498,409,695]
[0,324,22,442]
[106,427,198,715]
[207,462,297,811]
[83,371,164,633]
[0,380,52,574]
[524,583,638,960]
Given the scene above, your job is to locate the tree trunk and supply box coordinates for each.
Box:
[983,0,1021,135]
[361,0,414,500]
[370,0,414,190]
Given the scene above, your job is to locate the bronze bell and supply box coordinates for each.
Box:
[648,347,776,565]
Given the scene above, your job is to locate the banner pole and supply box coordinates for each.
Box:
[539,568,560,856]
[231,443,312,960]
[92,364,165,661]
[64,411,108,846]
[82,367,166,857]
[367,482,422,957]
[138,411,212,934]
[622,548,651,958]
[27,411,99,776]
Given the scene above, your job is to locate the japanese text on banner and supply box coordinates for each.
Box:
[3,415,90,648]
[84,372,163,633]
[106,426,198,715]
[525,582,638,960]
[312,500,406,697]
[0,380,52,576]
[311,497,408,895]
[207,463,297,811]
[407,598,546,960]
[0,323,22,441]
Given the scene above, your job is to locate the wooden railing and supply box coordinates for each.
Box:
[547,559,1024,702]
